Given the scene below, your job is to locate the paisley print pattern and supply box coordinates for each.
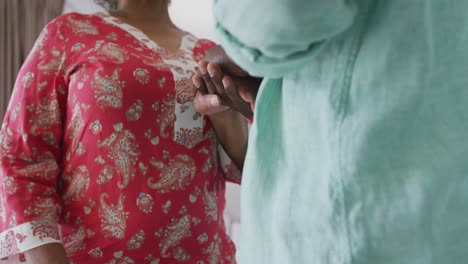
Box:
[22,72,35,88]
[68,104,85,150]
[97,165,116,185]
[106,251,135,264]
[99,123,140,189]
[133,68,150,84]
[125,100,143,122]
[38,48,63,74]
[26,198,61,224]
[90,41,129,64]
[31,220,60,241]
[63,225,86,254]
[0,127,13,157]
[0,231,18,256]
[88,247,104,258]
[158,215,192,259]
[173,246,191,262]
[202,233,229,264]
[154,93,176,139]
[126,229,145,250]
[99,194,128,239]
[203,183,220,223]
[71,42,85,52]
[175,78,198,104]
[62,165,90,202]
[147,154,196,193]
[28,96,61,136]
[136,193,154,214]
[175,127,204,149]
[66,15,99,35]
[3,177,18,195]
[89,120,103,134]
[12,151,59,180]
[92,68,126,109]
[0,13,240,263]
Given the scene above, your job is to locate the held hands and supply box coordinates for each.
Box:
[192,45,261,119]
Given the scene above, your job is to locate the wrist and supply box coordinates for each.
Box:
[208,109,239,122]
[24,243,70,264]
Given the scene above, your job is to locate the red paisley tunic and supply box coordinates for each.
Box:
[0,12,240,264]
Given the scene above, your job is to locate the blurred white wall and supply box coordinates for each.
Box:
[169,0,216,40]
[63,0,241,250]
[63,0,217,40]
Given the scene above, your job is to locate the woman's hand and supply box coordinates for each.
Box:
[192,69,230,116]
[191,46,257,169]
[192,55,250,169]
[192,74,248,169]
[193,45,262,118]
[193,60,260,118]
[24,243,70,264]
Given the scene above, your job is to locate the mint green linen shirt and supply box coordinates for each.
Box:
[214,0,468,263]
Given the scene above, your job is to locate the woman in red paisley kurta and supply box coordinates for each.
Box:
[0,1,248,263]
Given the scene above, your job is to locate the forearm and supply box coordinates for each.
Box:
[209,110,248,169]
[24,243,70,264]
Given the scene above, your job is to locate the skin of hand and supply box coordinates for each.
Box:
[204,45,249,77]
[24,243,70,264]
[192,58,249,169]
[193,60,254,118]
[192,83,248,169]
[194,45,261,116]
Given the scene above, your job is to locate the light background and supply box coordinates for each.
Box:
[62,0,242,252]
[63,0,217,40]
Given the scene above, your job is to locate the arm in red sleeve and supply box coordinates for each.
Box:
[0,15,70,258]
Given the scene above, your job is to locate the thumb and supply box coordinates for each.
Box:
[238,86,256,113]
[238,86,254,104]
[194,93,225,115]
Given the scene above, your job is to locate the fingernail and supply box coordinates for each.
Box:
[199,67,207,74]
[209,97,219,106]
[208,67,215,78]
[193,79,201,88]
[222,78,229,87]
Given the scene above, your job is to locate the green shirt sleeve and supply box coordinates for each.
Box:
[214,0,358,77]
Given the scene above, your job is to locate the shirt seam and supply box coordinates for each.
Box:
[334,2,375,262]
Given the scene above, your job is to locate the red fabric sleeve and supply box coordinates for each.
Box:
[0,15,70,257]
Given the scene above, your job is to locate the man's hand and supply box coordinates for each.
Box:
[205,45,249,77]
[191,46,252,169]
[193,60,255,118]
[192,45,261,118]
